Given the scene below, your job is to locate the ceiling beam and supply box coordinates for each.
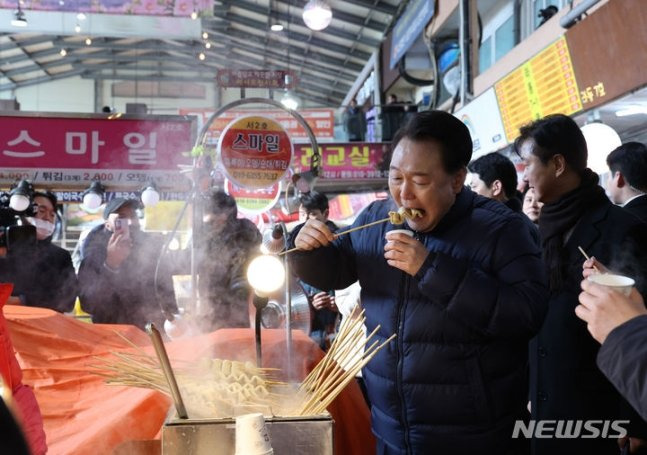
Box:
[272,0,389,32]
[212,9,372,60]
[340,0,398,15]
[219,0,381,48]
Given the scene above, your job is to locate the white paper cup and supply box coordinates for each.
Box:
[235,412,273,455]
[385,229,414,239]
[587,273,635,296]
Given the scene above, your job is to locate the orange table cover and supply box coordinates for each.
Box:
[4,305,375,455]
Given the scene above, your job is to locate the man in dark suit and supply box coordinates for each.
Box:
[516,114,647,455]
[606,142,647,222]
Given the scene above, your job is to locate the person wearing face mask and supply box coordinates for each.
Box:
[2,191,77,312]
[289,110,549,454]
[78,198,177,331]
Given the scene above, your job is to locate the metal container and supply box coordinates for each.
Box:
[162,413,334,455]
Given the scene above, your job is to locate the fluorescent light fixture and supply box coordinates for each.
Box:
[615,106,647,117]
[270,23,284,32]
[11,8,27,27]
[581,122,622,174]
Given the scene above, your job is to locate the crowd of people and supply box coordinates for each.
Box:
[2,109,647,454]
[290,111,647,454]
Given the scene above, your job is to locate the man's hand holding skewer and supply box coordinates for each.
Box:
[294,219,335,251]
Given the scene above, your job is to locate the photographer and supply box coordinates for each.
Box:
[78,198,177,331]
[0,191,77,312]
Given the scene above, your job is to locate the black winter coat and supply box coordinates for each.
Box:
[530,199,647,455]
[624,194,647,223]
[597,314,647,422]
[0,239,77,313]
[78,226,177,330]
[290,188,548,454]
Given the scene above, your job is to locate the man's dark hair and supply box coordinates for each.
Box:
[33,191,57,209]
[204,189,237,217]
[468,152,518,198]
[300,191,329,212]
[607,142,647,192]
[514,114,587,172]
[392,110,473,173]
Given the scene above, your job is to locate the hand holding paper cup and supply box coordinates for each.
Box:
[587,273,635,296]
[235,412,273,455]
[385,229,414,239]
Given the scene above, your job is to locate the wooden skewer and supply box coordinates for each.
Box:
[577,246,601,273]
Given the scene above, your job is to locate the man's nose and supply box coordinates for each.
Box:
[400,181,415,200]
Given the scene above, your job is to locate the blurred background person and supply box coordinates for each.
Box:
[195,189,261,331]
[468,152,522,211]
[1,191,77,312]
[606,141,647,222]
[522,187,543,225]
[343,98,366,142]
[291,191,340,350]
[78,198,177,332]
[469,152,538,243]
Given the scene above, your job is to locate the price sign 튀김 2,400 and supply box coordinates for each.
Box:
[218,115,293,190]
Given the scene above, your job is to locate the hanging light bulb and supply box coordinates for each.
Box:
[85,37,92,45]
[81,181,104,211]
[74,23,81,33]
[281,90,299,110]
[205,41,211,49]
[302,0,332,31]
[198,52,206,61]
[141,183,160,208]
[59,48,67,57]
[270,23,284,32]
[190,10,198,20]
[76,12,86,20]
[202,31,208,40]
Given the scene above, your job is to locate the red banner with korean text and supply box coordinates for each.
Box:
[0,113,195,190]
[293,142,390,181]
[179,108,334,143]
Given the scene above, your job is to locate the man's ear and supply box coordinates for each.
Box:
[323,208,330,220]
[452,167,468,193]
[553,154,567,177]
[615,171,626,188]
[491,179,503,197]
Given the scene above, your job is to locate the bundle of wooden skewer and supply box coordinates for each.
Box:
[91,333,284,418]
[295,310,396,416]
[93,319,395,418]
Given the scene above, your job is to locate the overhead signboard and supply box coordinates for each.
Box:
[180,108,335,143]
[216,70,296,89]
[454,88,508,159]
[564,0,647,110]
[390,0,435,69]
[292,142,389,181]
[218,115,292,189]
[0,113,195,190]
[495,37,582,142]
